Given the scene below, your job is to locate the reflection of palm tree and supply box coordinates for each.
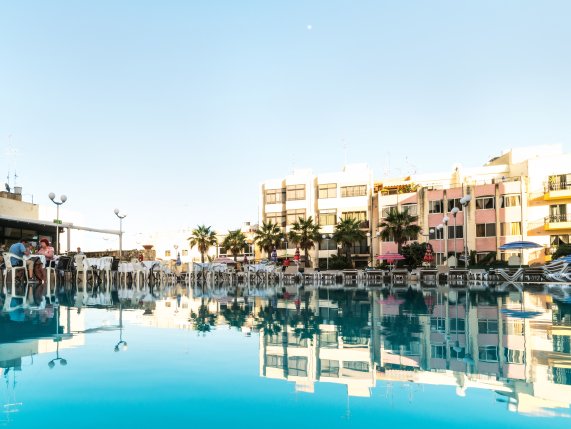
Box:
[381,289,425,363]
[189,298,218,335]
[222,298,249,331]
[290,307,321,343]
[255,305,282,338]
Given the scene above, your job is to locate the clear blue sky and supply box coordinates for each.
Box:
[1,0,570,239]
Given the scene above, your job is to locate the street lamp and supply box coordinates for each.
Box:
[322,234,332,271]
[366,232,373,267]
[281,237,288,257]
[48,304,68,368]
[450,207,460,263]
[459,194,472,267]
[442,215,449,265]
[48,192,67,254]
[114,303,128,352]
[114,208,127,259]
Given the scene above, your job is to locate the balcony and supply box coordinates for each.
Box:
[544,182,571,201]
[544,213,571,231]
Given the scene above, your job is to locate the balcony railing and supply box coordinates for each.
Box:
[545,182,571,192]
[545,214,570,223]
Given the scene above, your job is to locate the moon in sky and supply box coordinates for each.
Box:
[307,24,312,30]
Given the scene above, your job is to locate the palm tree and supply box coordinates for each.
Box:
[221,229,247,262]
[254,221,283,259]
[379,209,422,254]
[332,217,366,265]
[288,216,321,267]
[188,225,218,263]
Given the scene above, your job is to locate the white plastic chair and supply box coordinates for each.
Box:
[2,252,29,311]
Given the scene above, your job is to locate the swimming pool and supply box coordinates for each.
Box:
[1,285,570,428]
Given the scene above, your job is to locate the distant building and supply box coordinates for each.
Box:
[259,164,375,267]
[376,144,571,265]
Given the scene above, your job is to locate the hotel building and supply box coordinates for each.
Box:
[259,144,571,267]
[259,164,375,267]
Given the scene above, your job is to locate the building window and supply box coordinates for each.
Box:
[550,235,570,246]
[340,185,367,198]
[500,222,522,236]
[429,228,444,240]
[547,174,571,191]
[381,205,397,218]
[448,225,463,239]
[342,211,367,222]
[288,357,308,376]
[319,332,338,348]
[286,209,306,225]
[343,361,369,372]
[450,317,465,333]
[431,344,446,359]
[320,359,339,376]
[318,183,337,199]
[319,210,337,226]
[266,355,284,369]
[476,196,495,210]
[286,184,306,201]
[478,319,499,334]
[450,346,465,360]
[319,238,337,250]
[266,212,286,227]
[503,320,524,336]
[402,203,417,216]
[447,198,462,212]
[182,250,188,256]
[429,200,443,214]
[265,188,285,204]
[350,239,369,254]
[476,223,496,237]
[504,348,525,364]
[431,317,445,332]
[165,250,171,257]
[478,346,499,362]
[499,194,521,208]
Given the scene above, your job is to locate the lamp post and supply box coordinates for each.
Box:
[436,223,444,266]
[322,234,332,271]
[48,304,67,368]
[114,303,128,352]
[450,207,459,262]
[442,215,449,265]
[114,208,127,259]
[48,192,67,254]
[459,194,472,267]
[366,232,372,267]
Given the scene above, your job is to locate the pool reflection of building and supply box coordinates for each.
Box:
[257,286,571,416]
[260,289,375,396]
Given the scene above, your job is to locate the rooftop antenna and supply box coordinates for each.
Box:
[384,152,391,177]
[405,157,417,175]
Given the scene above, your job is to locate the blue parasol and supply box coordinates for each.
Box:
[498,241,542,250]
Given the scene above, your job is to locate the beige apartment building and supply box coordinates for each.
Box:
[259,164,375,267]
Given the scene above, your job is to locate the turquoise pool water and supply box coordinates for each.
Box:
[1,285,570,428]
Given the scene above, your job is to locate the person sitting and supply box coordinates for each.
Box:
[8,239,32,280]
[38,238,55,266]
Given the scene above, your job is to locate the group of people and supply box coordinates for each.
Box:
[5,238,56,305]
